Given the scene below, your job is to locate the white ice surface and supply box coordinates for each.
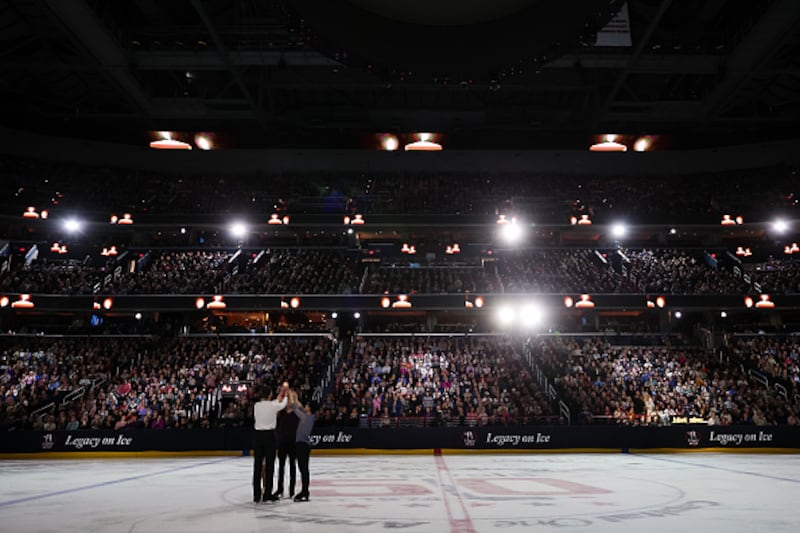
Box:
[1,453,798,533]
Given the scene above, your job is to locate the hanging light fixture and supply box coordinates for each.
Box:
[150,132,192,150]
[590,134,627,152]
[404,133,442,151]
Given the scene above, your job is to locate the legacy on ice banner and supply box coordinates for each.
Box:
[1,426,799,454]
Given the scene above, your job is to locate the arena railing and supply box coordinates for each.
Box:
[30,402,55,419]
[356,415,564,429]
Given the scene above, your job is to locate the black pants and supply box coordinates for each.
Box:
[275,444,297,495]
[295,441,311,496]
[253,430,277,500]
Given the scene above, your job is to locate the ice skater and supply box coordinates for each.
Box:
[288,389,316,502]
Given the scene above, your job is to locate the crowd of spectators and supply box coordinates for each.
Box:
[362,265,499,294]
[4,333,800,431]
[3,154,797,224]
[320,336,557,427]
[741,258,800,295]
[498,249,625,293]
[226,249,360,294]
[727,336,800,399]
[0,259,115,295]
[6,246,800,296]
[623,248,742,294]
[535,337,799,427]
[0,336,335,431]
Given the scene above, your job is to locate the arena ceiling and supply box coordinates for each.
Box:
[1,0,799,149]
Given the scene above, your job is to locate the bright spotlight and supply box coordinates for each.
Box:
[63,218,82,233]
[134,312,143,320]
[633,136,653,152]
[353,312,361,319]
[331,312,338,319]
[611,223,627,238]
[380,134,399,151]
[500,222,524,244]
[195,134,212,151]
[520,303,545,329]
[495,305,516,327]
[674,311,682,319]
[720,311,727,318]
[230,222,247,238]
[772,219,789,233]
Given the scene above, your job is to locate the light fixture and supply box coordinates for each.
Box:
[134,312,143,320]
[772,219,789,233]
[674,311,682,319]
[495,305,516,327]
[344,214,365,225]
[520,303,545,329]
[0,296,9,308]
[150,132,192,150]
[230,222,247,238]
[268,213,289,225]
[63,218,82,233]
[290,297,300,309]
[207,295,226,309]
[11,294,34,308]
[575,294,595,308]
[23,207,39,219]
[564,296,574,308]
[102,298,113,310]
[405,132,442,151]
[380,134,399,151]
[392,294,412,308]
[353,312,361,319]
[755,294,775,308]
[633,136,653,152]
[195,297,206,310]
[611,223,627,238]
[590,134,627,152]
[721,214,744,226]
[381,296,391,308]
[194,134,212,151]
[331,312,338,319]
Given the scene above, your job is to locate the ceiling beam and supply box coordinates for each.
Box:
[703,0,800,119]
[596,0,674,122]
[133,50,341,70]
[130,49,722,76]
[190,0,269,131]
[42,0,152,116]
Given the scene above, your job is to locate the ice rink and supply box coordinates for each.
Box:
[1,452,798,533]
